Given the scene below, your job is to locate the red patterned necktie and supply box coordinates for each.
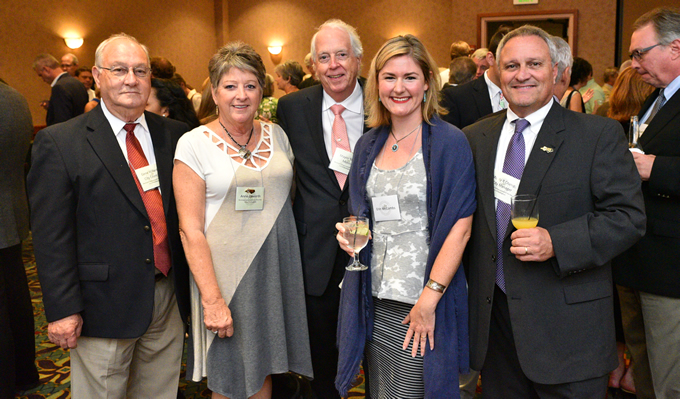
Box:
[331,104,350,188]
[124,123,171,276]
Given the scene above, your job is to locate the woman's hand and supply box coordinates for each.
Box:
[402,294,438,357]
[582,88,594,104]
[202,297,234,338]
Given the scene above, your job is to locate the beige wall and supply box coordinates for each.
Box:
[2,0,636,125]
[0,0,216,125]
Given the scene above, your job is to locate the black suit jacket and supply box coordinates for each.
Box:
[440,76,493,129]
[46,73,89,126]
[464,102,645,384]
[276,83,367,296]
[614,87,680,298]
[27,106,190,338]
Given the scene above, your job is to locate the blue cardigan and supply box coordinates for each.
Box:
[335,116,477,397]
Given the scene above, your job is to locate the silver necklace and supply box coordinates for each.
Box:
[389,123,421,152]
[219,121,253,160]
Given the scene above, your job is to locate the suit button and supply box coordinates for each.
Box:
[144,225,151,231]
[339,200,346,206]
[491,254,496,262]
[486,297,492,304]
[145,259,152,264]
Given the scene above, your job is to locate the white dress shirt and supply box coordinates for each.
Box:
[322,80,364,160]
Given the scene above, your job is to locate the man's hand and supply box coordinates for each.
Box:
[510,227,555,262]
[632,152,656,181]
[47,314,83,349]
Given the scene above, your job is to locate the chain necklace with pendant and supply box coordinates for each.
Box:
[389,123,421,152]
[219,121,254,160]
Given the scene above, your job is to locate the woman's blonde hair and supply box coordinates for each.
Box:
[364,34,445,128]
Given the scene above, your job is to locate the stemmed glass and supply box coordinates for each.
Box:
[342,216,370,271]
[511,194,539,230]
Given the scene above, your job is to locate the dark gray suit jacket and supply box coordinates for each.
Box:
[463,102,646,384]
[46,73,89,126]
[28,105,190,338]
[440,76,494,129]
[614,87,680,298]
[276,83,367,296]
[0,83,32,249]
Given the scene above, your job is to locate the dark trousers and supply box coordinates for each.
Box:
[0,243,39,398]
[482,286,608,399]
[304,252,347,399]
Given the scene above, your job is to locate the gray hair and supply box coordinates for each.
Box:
[95,33,150,67]
[209,41,266,91]
[471,48,489,60]
[634,7,680,46]
[63,53,79,65]
[275,60,305,88]
[310,19,363,62]
[551,36,573,82]
[496,25,558,67]
[33,54,60,70]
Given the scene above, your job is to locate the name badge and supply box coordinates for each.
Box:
[639,123,648,135]
[235,187,264,211]
[494,170,520,205]
[135,164,160,192]
[329,148,353,175]
[371,195,401,221]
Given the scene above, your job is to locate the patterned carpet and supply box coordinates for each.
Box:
[16,236,365,398]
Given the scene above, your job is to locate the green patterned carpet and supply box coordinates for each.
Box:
[16,236,365,398]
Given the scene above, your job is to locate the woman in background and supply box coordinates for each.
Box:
[274,60,305,95]
[257,74,278,124]
[147,78,200,129]
[335,34,476,398]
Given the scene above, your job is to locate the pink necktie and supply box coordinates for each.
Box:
[124,123,171,276]
[331,104,350,188]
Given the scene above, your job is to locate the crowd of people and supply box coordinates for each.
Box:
[2,6,679,399]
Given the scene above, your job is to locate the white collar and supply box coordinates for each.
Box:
[322,80,363,114]
[51,72,68,87]
[100,99,149,137]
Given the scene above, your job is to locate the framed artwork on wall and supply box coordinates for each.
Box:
[478,10,578,55]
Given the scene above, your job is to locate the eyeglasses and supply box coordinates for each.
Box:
[61,63,73,68]
[98,66,151,79]
[629,43,662,61]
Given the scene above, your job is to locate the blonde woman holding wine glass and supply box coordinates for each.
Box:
[335,34,476,398]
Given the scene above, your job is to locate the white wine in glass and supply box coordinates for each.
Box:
[511,194,539,229]
[343,216,370,271]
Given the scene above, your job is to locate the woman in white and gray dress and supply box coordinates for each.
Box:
[174,42,312,399]
[336,35,476,398]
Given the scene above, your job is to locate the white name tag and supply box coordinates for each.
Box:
[329,148,353,175]
[371,195,401,221]
[494,170,520,205]
[639,123,648,135]
[135,164,160,192]
[235,186,264,211]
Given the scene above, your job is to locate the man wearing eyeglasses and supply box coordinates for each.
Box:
[613,7,680,399]
[32,53,89,126]
[61,53,79,76]
[28,33,190,398]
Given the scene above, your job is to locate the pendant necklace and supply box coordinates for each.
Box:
[390,123,421,152]
[219,121,254,160]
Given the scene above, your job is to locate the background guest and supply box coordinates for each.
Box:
[602,66,620,101]
[561,56,592,113]
[447,56,476,87]
[257,73,278,123]
[274,60,305,95]
[147,77,200,129]
[75,66,96,101]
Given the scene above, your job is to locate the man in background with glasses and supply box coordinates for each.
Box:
[613,7,680,398]
[28,33,190,398]
[32,53,88,126]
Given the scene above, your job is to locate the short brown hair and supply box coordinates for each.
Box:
[209,42,266,92]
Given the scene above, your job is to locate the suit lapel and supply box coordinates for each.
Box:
[147,112,173,213]
[473,77,494,117]
[86,107,148,219]
[640,88,680,147]
[478,113,506,242]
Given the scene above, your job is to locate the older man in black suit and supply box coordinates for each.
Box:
[463,25,645,398]
[276,19,365,399]
[440,27,511,130]
[0,82,39,397]
[613,8,680,398]
[33,53,88,126]
[28,34,189,398]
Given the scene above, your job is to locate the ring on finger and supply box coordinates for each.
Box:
[524,246,529,255]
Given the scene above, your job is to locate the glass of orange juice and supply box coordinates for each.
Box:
[511,194,539,229]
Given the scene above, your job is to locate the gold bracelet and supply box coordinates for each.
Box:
[425,278,446,293]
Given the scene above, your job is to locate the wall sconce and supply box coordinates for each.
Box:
[268,45,283,64]
[64,37,84,49]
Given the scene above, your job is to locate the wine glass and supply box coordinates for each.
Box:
[343,216,370,271]
[511,194,539,230]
